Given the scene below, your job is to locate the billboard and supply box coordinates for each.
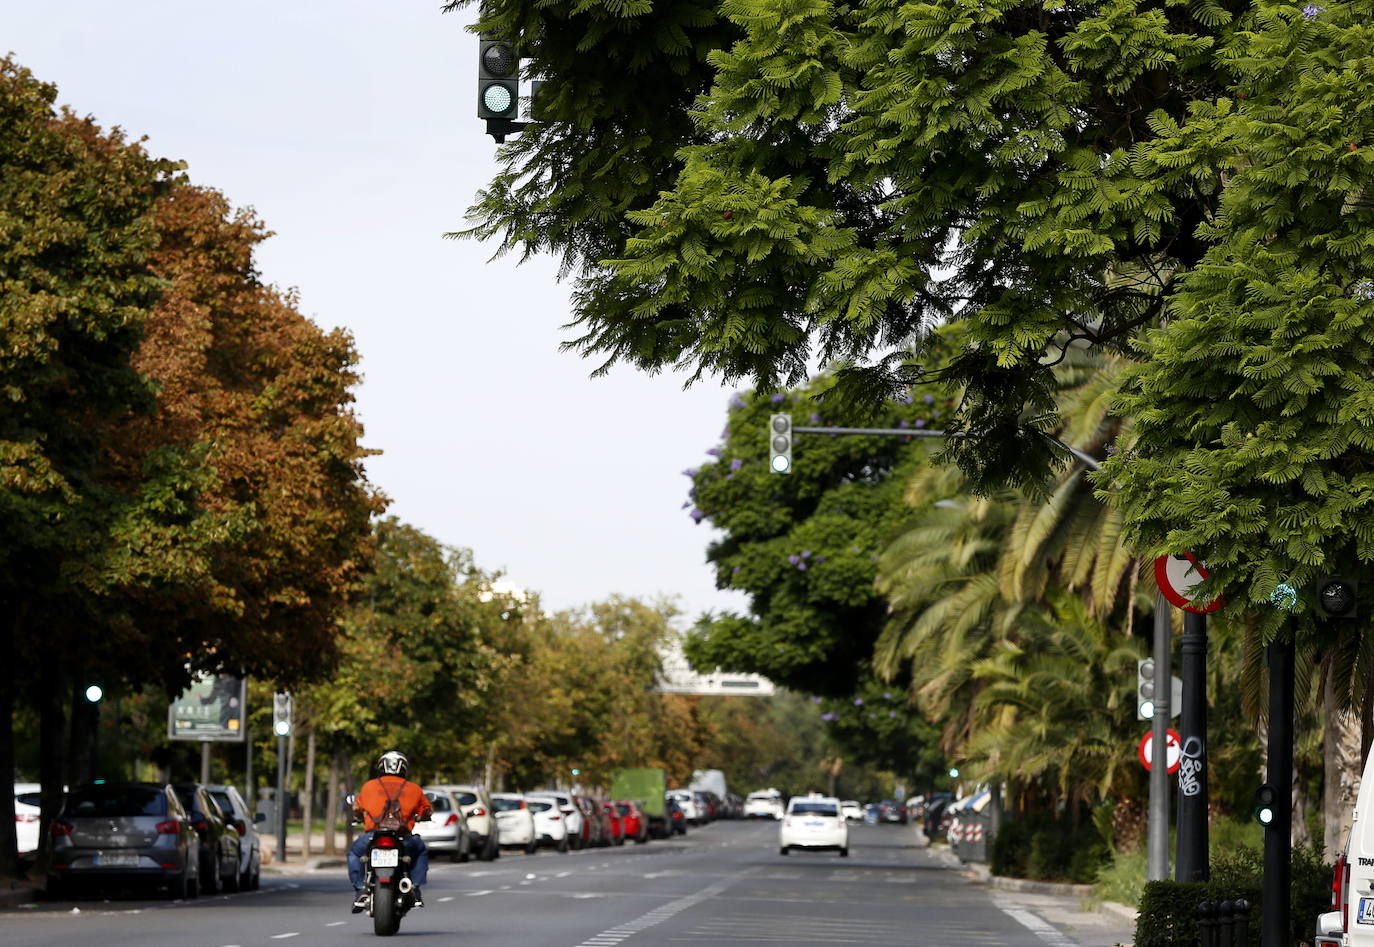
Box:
[653,635,775,697]
[168,673,247,742]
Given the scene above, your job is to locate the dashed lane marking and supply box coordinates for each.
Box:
[572,867,751,947]
[270,934,299,940]
[1001,907,1076,947]
[326,921,347,927]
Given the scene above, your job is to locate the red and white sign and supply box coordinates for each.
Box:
[1154,553,1223,614]
[1138,728,1182,774]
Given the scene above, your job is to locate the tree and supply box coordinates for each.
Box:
[453,0,1246,491]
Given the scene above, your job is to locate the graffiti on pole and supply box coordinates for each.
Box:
[168,673,246,742]
[1177,736,1204,797]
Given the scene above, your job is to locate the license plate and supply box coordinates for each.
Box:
[805,820,825,828]
[370,848,400,868]
[95,853,139,867]
[1359,897,1374,924]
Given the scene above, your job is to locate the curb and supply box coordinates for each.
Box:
[263,857,347,874]
[1099,900,1139,923]
[933,850,1136,925]
[988,874,1096,898]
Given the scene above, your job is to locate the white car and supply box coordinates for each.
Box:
[840,800,864,823]
[744,790,784,821]
[491,793,538,854]
[528,792,582,849]
[427,784,499,861]
[526,796,570,852]
[414,789,471,862]
[667,789,701,825]
[14,783,42,855]
[779,794,848,857]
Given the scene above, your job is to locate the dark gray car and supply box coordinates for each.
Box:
[50,782,200,898]
[205,783,263,890]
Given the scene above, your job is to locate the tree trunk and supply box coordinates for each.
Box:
[301,729,316,859]
[0,616,17,878]
[1325,676,1362,858]
[66,676,97,788]
[38,663,67,878]
[324,736,341,856]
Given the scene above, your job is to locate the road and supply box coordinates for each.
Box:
[3,821,1132,945]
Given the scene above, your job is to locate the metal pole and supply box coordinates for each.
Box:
[276,734,288,864]
[788,427,1103,472]
[1261,633,1294,947]
[1148,593,1171,881]
[200,741,211,785]
[1176,610,1209,881]
[244,723,253,814]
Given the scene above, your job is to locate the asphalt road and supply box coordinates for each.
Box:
[2,821,1133,946]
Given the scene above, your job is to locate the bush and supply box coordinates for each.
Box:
[991,816,1108,884]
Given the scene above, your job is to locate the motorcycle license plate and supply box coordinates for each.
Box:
[370,848,400,868]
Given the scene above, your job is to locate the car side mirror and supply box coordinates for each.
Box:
[254,812,267,823]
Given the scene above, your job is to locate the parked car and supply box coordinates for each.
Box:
[779,794,849,857]
[744,789,784,821]
[528,792,583,849]
[14,782,42,856]
[876,799,907,824]
[426,784,499,861]
[415,788,471,862]
[840,800,864,823]
[204,783,263,889]
[667,789,701,825]
[172,783,241,894]
[648,796,684,839]
[526,796,569,852]
[49,782,201,898]
[491,793,538,854]
[573,794,606,848]
[602,802,626,846]
[613,801,649,844]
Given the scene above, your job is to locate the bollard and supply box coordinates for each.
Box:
[1216,900,1234,947]
[1232,899,1251,946]
[1198,900,1218,947]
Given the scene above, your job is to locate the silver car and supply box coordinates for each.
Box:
[426,784,499,861]
[415,789,471,862]
[204,783,263,890]
[50,782,201,898]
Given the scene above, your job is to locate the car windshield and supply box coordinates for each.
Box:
[747,793,775,801]
[791,802,838,816]
[528,800,553,812]
[492,797,524,812]
[427,794,452,813]
[208,791,235,816]
[68,786,166,818]
[16,792,41,807]
[615,804,631,816]
[174,791,202,814]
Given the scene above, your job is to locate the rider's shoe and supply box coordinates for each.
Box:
[412,886,424,908]
[351,889,368,914]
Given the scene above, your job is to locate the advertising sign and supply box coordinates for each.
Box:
[168,673,246,742]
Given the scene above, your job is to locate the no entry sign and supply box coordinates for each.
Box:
[1138,728,1182,774]
[1154,553,1223,614]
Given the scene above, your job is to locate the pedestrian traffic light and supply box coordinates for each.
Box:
[1317,576,1357,618]
[769,414,792,474]
[1253,784,1278,826]
[478,36,519,120]
[1136,659,1156,720]
[272,692,292,738]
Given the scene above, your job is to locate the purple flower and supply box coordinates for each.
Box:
[914,418,927,428]
[801,550,811,558]
[1356,280,1374,301]
[797,562,807,571]
[853,697,864,706]
[811,696,822,704]
[809,413,821,423]
[732,565,741,575]
[923,394,935,405]
[820,712,839,722]
[1302,3,1324,18]
[770,393,786,404]
[815,556,825,563]
[726,473,734,481]
[690,508,705,523]
[681,501,691,509]
[788,554,800,565]
[888,711,897,718]
[729,393,747,410]
[898,419,910,429]
[707,447,722,457]
[730,458,744,472]
[897,392,914,405]
[721,427,730,439]
[883,692,892,700]
[682,468,698,478]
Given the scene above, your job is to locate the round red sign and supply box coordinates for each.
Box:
[1138,728,1182,774]
[1154,553,1222,614]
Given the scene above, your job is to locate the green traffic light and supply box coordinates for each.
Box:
[483,84,514,115]
[948,767,959,779]
[571,768,581,776]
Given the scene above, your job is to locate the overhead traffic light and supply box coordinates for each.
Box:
[1253,784,1278,826]
[272,692,293,738]
[478,37,519,121]
[769,414,792,474]
[1136,659,1156,720]
[1317,576,1357,618]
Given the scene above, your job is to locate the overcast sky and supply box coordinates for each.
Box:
[2,1,747,619]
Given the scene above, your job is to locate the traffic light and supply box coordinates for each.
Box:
[1136,659,1156,720]
[84,684,103,703]
[769,414,792,474]
[272,692,293,738]
[1317,576,1357,618]
[478,36,519,121]
[1253,784,1278,826]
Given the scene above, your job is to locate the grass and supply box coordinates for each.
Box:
[1091,818,1266,910]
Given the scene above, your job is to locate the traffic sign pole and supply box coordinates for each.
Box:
[1148,593,1171,882]
[1175,610,1208,882]
[1262,632,1295,947]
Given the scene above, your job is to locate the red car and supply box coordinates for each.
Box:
[602,802,626,846]
[613,801,650,844]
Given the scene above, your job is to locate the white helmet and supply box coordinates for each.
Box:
[376,750,409,779]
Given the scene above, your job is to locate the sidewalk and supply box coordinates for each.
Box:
[258,831,348,874]
[919,830,1136,947]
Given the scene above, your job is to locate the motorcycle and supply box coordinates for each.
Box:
[361,827,417,936]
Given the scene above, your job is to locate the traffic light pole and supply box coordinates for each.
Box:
[1148,594,1171,881]
[276,733,288,864]
[1175,610,1208,882]
[1261,632,1294,947]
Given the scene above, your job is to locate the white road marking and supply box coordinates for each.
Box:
[572,868,752,947]
[466,889,493,897]
[1002,907,1076,947]
[326,921,347,927]
[270,934,299,940]
[438,895,454,902]
[556,871,572,878]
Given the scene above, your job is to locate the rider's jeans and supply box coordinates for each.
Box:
[347,832,430,887]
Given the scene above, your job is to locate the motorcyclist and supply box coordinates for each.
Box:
[347,750,432,913]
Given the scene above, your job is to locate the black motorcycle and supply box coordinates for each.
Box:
[361,828,417,936]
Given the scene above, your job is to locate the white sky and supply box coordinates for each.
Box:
[1,1,746,619]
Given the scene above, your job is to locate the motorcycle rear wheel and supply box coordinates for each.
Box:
[373,887,401,936]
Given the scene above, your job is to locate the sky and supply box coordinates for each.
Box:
[1,1,747,619]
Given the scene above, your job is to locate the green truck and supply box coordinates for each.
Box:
[610,767,666,827]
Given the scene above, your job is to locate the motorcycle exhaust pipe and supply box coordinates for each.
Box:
[397,877,414,894]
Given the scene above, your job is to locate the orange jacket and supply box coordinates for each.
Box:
[355,775,431,832]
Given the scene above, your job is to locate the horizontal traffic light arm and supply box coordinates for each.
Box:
[790,426,1102,472]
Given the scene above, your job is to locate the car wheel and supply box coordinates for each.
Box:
[557,834,569,854]
[840,847,849,857]
[524,837,538,855]
[779,846,789,856]
[200,852,220,895]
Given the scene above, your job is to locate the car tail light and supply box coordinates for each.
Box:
[160,862,178,869]
[1335,852,1351,930]
[51,820,74,837]
[15,813,38,823]
[445,814,459,827]
[550,815,560,821]
[154,820,181,835]
[471,807,487,817]
[519,800,527,809]
[232,819,246,836]
[375,835,397,848]
[193,819,208,832]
